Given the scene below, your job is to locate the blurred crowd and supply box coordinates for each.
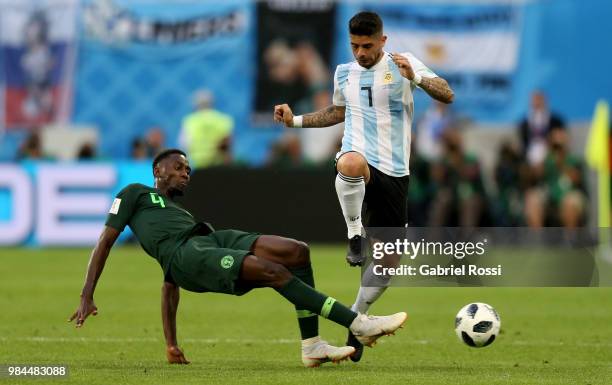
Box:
[13,89,587,228]
[264,90,588,229]
[408,91,585,228]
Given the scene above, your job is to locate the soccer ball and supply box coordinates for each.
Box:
[454,302,501,347]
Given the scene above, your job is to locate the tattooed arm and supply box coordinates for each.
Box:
[418,76,454,104]
[274,103,345,128]
[303,105,346,127]
[391,53,454,104]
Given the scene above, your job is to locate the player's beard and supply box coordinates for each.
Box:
[168,185,185,197]
[358,51,382,69]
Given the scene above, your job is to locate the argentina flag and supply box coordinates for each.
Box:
[368,2,524,121]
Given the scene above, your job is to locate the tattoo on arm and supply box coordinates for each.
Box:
[419,77,455,104]
[303,105,346,128]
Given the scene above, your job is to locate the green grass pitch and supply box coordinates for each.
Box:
[0,245,610,384]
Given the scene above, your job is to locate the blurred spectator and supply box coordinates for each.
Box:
[131,138,148,160]
[77,142,97,160]
[264,40,299,97]
[407,139,433,226]
[179,90,234,169]
[518,91,565,165]
[524,129,586,228]
[145,126,165,157]
[129,128,164,159]
[316,132,344,167]
[493,141,525,226]
[267,132,304,168]
[16,131,50,160]
[428,128,486,226]
[258,40,330,117]
[261,40,332,162]
[293,42,331,113]
[415,101,455,161]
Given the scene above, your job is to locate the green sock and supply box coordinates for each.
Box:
[288,265,318,339]
[276,276,357,328]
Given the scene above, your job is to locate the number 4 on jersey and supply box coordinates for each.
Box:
[150,193,165,208]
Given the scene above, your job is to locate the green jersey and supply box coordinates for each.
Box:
[105,183,212,272]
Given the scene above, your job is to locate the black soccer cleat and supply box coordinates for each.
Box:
[346,330,364,362]
[346,235,366,267]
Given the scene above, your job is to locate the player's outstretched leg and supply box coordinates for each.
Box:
[335,152,369,267]
[248,236,354,366]
[348,284,389,362]
[348,257,394,361]
[251,236,320,341]
[239,252,407,364]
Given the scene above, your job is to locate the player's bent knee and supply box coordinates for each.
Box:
[293,240,310,266]
[263,261,292,288]
[337,152,367,177]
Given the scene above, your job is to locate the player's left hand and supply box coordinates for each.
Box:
[166,345,190,364]
[391,53,415,81]
[68,295,98,328]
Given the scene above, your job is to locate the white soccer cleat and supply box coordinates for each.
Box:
[301,338,356,368]
[349,312,408,347]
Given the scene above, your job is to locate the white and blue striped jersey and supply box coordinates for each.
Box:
[333,51,437,177]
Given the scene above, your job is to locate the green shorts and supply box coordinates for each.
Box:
[169,229,260,295]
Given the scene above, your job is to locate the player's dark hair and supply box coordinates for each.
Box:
[349,11,383,36]
[152,148,186,172]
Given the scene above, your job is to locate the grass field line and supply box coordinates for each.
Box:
[2,336,611,348]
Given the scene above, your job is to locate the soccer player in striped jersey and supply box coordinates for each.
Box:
[274,11,454,361]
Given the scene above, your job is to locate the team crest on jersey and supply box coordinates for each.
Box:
[221,255,234,269]
[383,71,393,84]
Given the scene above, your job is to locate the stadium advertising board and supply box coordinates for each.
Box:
[0,163,346,246]
[0,162,150,246]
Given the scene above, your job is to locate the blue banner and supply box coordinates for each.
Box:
[73,0,256,160]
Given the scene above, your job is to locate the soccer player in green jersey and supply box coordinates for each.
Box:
[69,149,407,367]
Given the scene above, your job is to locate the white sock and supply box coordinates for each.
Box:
[335,173,365,239]
[351,261,391,313]
[351,286,388,314]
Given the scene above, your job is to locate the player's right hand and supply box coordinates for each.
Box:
[273,104,294,127]
[68,295,98,328]
[166,345,190,364]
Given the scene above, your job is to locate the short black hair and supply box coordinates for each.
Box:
[152,148,186,172]
[349,11,383,36]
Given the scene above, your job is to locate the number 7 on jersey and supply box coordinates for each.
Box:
[361,86,373,107]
